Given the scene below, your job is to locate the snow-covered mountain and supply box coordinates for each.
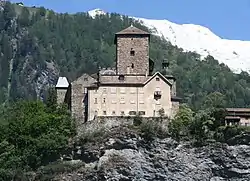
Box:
[88,9,250,73]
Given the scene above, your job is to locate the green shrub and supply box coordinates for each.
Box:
[139,119,168,141]
[133,115,142,126]
[35,161,84,181]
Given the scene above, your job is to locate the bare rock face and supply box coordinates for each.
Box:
[54,127,250,181]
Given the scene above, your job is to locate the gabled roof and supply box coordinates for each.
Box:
[56,77,69,88]
[71,73,97,86]
[116,25,150,35]
[143,72,172,86]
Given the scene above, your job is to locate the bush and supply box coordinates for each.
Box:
[139,119,168,141]
[0,101,76,173]
[169,104,194,141]
[133,115,142,126]
[35,161,84,181]
[79,127,109,143]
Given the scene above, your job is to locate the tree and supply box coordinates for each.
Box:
[169,104,194,140]
[201,92,226,110]
[18,7,30,27]
[45,87,57,113]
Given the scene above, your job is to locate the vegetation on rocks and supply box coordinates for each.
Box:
[0,98,76,180]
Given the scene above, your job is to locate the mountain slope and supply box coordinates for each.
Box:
[89,9,250,73]
[2,3,250,109]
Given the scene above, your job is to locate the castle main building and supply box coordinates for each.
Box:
[56,25,180,123]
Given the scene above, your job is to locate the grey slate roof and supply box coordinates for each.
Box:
[56,77,69,88]
[116,25,150,35]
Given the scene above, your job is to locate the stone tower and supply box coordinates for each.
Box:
[115,25,150,75]
[55,77,71,107]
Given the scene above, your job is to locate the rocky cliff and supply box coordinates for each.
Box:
[45,126,250,181]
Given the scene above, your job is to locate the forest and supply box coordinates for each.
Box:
[0,2,250,109]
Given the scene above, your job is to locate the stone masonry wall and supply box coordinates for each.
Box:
[56,89,68,105]
[116,35,149,75]
[171,101,179,119]
[77,116,170,137]
[71,74,97,129]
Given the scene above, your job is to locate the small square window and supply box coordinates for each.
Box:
[130,50,135,56]
[112,111,116,115]
[103,111,107,115]
[111,100,117,104]
[129,111,136,115]
[103,88,107,94]
[130,100,135,104]
[120,98,125,104]
[139,100,144,104]
[111,87,116,94]
[120,88,126,94]
[118,75,125,81]
[156,77,160,81]
[121,111,125,116]
[84,77,88,81]
[130,88,136,94]
[139,111,145,116]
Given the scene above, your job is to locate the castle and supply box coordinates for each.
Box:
[55,25,181,123]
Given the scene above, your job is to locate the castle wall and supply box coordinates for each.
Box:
[88,74,172,121]
[116,35,149,75]
[56,88,68,105]
[171,101,179,119]
[71,74,97,126]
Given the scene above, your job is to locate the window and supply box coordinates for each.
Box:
[130,49,135,56]
[103,88,107,94]
[156,100,161,105]
[103,98,106,103]
[120,88,126,94]
[156,77,160,81]
[118,75,125,81]
[121,111,125,116]
[111,100,117,104]
[139,111,146,116]
[139,88,144,94]
[84,77,88,81]
[103,111,107,115]
[130,88,136,94]
[130,100,135,104]
[94,98,97,104]
[120,97,125,104]
[139,100,144,104]
[112,111,116,115]
[131,63,134,69]
[111,87,116,94]
[129,111,137,115]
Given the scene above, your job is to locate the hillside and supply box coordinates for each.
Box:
[1,2,250,109]
[89,9,250,74]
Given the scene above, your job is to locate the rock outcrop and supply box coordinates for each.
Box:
[52,126,250,181]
